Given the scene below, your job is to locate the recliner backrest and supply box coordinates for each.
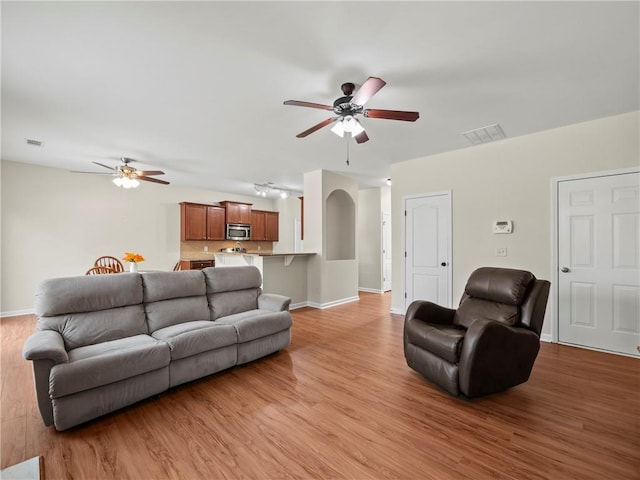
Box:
[453,267,535,329]
[141,270,209,332]
[203,266,262,320]
[34,273,146,350]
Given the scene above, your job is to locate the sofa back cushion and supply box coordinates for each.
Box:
[453,267,535,329]
[141,271,209,332]
[35,273,146,350]
[204,266,262,320]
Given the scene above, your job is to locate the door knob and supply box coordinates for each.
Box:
[441,262,447,267]
[561,267,570,273]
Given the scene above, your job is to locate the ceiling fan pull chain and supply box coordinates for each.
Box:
[346,136,350,166]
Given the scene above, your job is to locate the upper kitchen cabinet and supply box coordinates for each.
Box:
[251,210,279,241]
[180,202,226,241]
[221,201,252,225]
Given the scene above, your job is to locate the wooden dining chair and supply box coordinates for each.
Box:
[85,266,117,275]
[94,256,124,273]
[173,261,182,271]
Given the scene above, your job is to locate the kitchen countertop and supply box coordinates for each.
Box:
[256,252,316,256]
[214,251,315,256]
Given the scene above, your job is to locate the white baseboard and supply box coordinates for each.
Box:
[289,302,311,310]
[390,307,405,315]
[358,287,384,294]
[540,333,553,343]
[306,296,360,310]
[1,308,34,318]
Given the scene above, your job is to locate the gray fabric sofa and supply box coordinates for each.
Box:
[22,266,292,431]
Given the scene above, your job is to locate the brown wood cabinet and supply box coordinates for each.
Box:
[180,202,225,241]
[179,259,214,270]
[221,201,252,225]
[251,210,279,241]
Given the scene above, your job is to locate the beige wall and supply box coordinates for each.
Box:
[390,111,640,337]
[358,188,382,291]
[303,169,359,307]
[0,160,277,314]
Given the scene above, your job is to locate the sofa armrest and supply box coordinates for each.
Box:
[22,330,69,364]
[458,319,540,397]
[405,300,456,326]
[258,293,291,312]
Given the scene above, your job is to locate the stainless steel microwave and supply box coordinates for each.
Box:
[226,224,251,240]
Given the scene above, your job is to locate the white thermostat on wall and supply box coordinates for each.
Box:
[493,220,513,234]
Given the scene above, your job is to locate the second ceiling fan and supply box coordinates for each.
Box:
[284,76,419,144]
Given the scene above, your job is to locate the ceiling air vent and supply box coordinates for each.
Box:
[25,138,44,147]
[462,124,506,145]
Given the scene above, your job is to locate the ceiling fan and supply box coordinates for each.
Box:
[72,157,170,187]
[284,76,419,144]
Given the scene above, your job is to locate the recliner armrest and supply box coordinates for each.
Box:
[458,319,540,397]
[405,300,456,325]
[22,330,69,364]
[258,293,291,312]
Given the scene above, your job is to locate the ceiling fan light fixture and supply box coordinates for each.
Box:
[331,120,345,138]
[113,176,139,189]
[349,118,365,136]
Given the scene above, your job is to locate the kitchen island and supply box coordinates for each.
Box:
[214,252,315,308]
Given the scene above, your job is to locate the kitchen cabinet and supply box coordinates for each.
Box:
[180,202,225,241]
[179,259,214,270]
[221,201,252,225]
[251,210,279,241]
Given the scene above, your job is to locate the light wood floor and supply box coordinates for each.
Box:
[2,292,639,479]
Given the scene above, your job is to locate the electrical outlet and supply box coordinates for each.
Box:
[203,246,209,252]
[495,247,507,257]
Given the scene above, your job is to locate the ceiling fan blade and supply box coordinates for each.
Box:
[70,171,117,175]
[138,176,170,185]
[351,77,386,106]
[296,117,338,138]
[364,109,419,122]
[354,131,369,144]
[135,170,165,176]
[284,100,333,111]
[92,161,117,171]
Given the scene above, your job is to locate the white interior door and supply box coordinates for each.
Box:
[558,172,640,356]
[382,213,392,292]
[404,193,451,311]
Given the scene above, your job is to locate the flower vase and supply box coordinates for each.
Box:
[128,262,138,273]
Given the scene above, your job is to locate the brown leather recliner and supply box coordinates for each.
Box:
[403,267,550,397]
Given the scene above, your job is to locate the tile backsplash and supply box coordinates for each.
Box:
[180,240,273,260]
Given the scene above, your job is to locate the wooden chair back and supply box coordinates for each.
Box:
[94,256,124,273]
[173,261,182,271]
[85,266,117,275]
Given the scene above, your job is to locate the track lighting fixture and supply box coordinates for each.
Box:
[254,182,294,199]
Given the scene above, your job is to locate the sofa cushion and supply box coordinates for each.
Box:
[142,271,210,332]
[145,296,210,333]
[151,321,237,360]
[37,305,148,351]
[204,265,262,293]
[208,290,261,321]
[50,334,170,398]
[141,271,206,302]
[215,309,293,343]
[35,273,143,316]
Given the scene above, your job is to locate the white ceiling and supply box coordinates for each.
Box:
[2,1,638,197]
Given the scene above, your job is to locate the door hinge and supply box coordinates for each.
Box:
[404,292,407,298]
[404,210,407,216]
[404,251,407,257]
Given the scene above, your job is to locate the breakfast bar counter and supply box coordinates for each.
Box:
[214,252,315,308]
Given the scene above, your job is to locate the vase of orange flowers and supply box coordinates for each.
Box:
[122,252,145,272]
